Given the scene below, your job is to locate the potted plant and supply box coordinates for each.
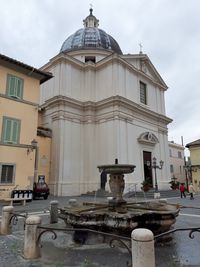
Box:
[141,179,152,192]
[169,177,179,190]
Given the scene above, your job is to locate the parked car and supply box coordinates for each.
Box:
[33,182,50,200]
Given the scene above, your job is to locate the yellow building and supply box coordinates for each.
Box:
[186,139,200,192]
[0,53,52,197]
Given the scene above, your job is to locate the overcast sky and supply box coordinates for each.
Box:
[1,0,200,151]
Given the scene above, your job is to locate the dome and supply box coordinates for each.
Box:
[60,9,122,55]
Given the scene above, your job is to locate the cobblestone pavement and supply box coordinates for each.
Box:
[0,194,200,266]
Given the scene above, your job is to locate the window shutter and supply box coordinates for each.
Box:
[3,118,20,143]
[12,120,19,143]
[16,78,22,98]
[4,119,12,142]
[8,76,16,96]
[7,75,23,99]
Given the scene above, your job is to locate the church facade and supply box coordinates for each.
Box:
[39,9,172,196]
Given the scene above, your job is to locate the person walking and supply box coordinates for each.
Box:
[188,183,195,200]
[179,183,186,198]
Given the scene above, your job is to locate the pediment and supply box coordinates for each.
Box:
[138,132,159,146]
[140,58,167,88]
[121,54,168,89]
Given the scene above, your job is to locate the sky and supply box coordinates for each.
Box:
[1,0,200,152]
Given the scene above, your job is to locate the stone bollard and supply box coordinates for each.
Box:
[1,206,14,235]
[68,198,77,207]
[131,228,155,267]
[50,200,59,224]
[154,192,160,199]
[24,216,41,259]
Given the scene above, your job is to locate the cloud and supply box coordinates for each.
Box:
[1,0,200,146]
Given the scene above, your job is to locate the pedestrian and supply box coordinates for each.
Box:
[179,183,186,198]
[188,183,195,200]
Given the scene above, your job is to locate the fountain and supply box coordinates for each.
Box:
[59,159,179,243]
[97,158,136,213]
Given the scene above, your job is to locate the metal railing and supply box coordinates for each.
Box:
[9,211,28,229]
[154,226,200,240]
[37,225,132,267]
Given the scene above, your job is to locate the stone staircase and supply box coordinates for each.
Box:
[124,189,180,199]
[83,189,181,199]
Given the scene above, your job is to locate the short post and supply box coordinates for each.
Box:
[154,192,160,199]
[68,198,77,207]
[1,206,14,235]
[24,215,41,259]
[131,228,155,267]
[50,200,59,224]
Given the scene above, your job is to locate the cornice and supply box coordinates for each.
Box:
[122,54,167,88]
[40,52,167,91]
[40,95,172,126]
[67,49,112,57]
[168,142,184,150]
[40,53,85,71]
[107,54,167,90]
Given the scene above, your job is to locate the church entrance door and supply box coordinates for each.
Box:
[143,151,153,186]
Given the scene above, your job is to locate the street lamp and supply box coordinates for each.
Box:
[151,157,164,192]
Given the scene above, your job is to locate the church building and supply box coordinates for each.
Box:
[39,9,172,196]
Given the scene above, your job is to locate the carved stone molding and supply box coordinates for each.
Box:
[138,131,159,146]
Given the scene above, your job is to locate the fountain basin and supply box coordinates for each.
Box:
[97,164,136,174]
[59,200,179,239]
[59,161,179,244]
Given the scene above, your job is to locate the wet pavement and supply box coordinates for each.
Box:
[0,194,200,267]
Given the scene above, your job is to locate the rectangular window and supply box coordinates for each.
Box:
[140,81,147,104]
[170,164,174,173]
[7,74,23,99]
[0,164,15,184]
[178,151,182,158]
[169,149,172,157]
[2,117,21,144]
[85,56,96,63]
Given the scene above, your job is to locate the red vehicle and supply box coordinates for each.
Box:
[33,182,50,200]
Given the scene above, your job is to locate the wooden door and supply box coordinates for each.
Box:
[143,151,153,186]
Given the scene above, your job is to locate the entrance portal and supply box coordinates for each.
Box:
[143,151,153,186]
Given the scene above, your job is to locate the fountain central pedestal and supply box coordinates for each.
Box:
[98,160,135,212]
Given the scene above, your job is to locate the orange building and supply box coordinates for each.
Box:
[0,54,52,198]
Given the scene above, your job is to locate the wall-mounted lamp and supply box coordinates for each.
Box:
[27,139,38,155]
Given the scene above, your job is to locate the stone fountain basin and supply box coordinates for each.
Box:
[97,164,136,174]
[59,201,179,236]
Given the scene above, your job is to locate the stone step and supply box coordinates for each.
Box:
[82,189,181,199]
[125,189,180,199]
